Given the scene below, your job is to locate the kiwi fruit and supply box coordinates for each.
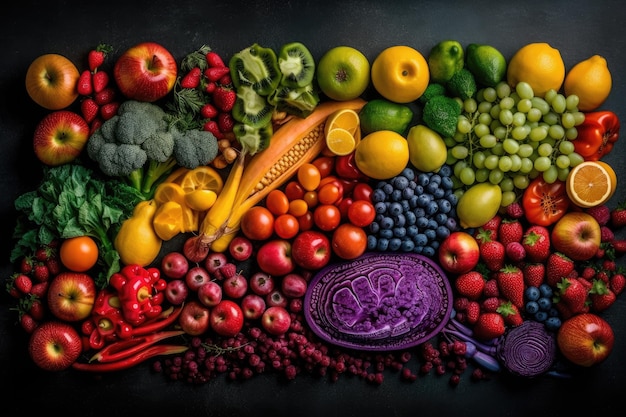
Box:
[268,83,320,118]
[231,85,274,128]
[229,43,281,96]
[278,42,316,88]
[233,122,273,155]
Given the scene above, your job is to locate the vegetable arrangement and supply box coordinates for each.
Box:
[5,37,626,390]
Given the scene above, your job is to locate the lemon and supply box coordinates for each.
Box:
[325,108,360,137]
[406,124,447,172]
[371,45,429,103]
[465,43,507,87]
[566,160,616,208]
[564,55,612,111]
[184,189,218,211]
[325,127,357,156]
[456,183,502,229]
[180,166,224,194]
[354,130,409,180]
[154,182,186,205]
[428,40,465,84]
[506,42,565,98]
[358,99,414,136]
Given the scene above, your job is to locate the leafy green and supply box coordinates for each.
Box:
[11,164,143,288]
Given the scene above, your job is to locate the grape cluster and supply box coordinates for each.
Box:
[523,284,562,331]
[367,166,459,256]
[446,81,585,207]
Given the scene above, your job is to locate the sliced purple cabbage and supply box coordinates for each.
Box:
[496,320,556,377]
[304,252,452,351]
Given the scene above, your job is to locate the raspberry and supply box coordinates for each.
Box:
[218,262,237,279]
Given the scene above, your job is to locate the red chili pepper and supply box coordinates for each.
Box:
[522,177,571,226]
[89,330,184,363]
[573,111,620,161]
[131,305,183,337]
[72,344,188,372]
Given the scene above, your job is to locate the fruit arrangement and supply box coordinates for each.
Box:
[6,37,625,388]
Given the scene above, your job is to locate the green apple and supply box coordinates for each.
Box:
[316,46,370,101]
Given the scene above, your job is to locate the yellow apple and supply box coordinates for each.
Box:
[25,53,80,110]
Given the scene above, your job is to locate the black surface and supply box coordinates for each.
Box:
[2,1,626,416]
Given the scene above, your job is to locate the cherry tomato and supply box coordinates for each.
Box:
[266,189,290,216]
[319,176,344,200]
[288,199,309,217]
[274,213,300,239]
[317,183,342,205]
[352,182,373,202]
[338,197,354,221]
[347,199,376,227]
[59,236,99,272]
[331,223,367,260]
[313,204,341,231]
[241,206,275,241]
[303,190,319,208]
[297,211,315,231]
[297,163,321,191]
[312,156,335,178]
[284,181,305,200]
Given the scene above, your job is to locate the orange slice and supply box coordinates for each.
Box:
[180,166,224,194]
[566,160,616,208]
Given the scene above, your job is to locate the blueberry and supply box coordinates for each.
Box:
[393,227,407,238]
[424,228,436,240]
[395,213,406,227]
[445,217,458,231]
[430,174,441,184]
[440,175,454,190]
[389,238,402,251]
[439,165,452,177]
[548,307,560,317]
[416,216,429,228]
[446,193,458,205]
[435,225,450,239]
[380,216,394,229]
[400,200,411,212]
[389,202,403,216]
[414,207,426,219]
[367,235,378,250]
[534,311,548,322]
[401,167,416,181]
[372,188,387,203]
[406,225,419,237]
[414,185,424,195]
[427,219,438,229]
[545,317,562,331]
[402,187,415,199]
[382,183,394,195]
[434,212,448,225]
[437,199,452,213]
[379,228,393,239]
[409,195,419,208]
[429,240,439,250]
[414,233,428,246]
[405,211,416,225]
[425,200,439,215]
[425,181,440,194]
[374,201,387,214]
[537,297,552,311]
[525,300,540,314]
[377,238,389,251]
[432,188,445,199]
[417,194,430,208]
[393,176,409,190]
[524,286,540,301]
[400,239,415,252]
[539,283,553,298]
[417,173,430,186]
[368,221,380,234]
[422,246,436,257]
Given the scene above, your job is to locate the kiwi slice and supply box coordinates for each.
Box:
[231,85,274,128]
[278,42,315,88]
[233,122,273,155]
[268,83,320,118]
[229,43,281,96]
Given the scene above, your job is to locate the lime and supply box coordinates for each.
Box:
[428,40,465,84]
[406,124,447,173]
[465,43,507,87]
[358,99,414,135]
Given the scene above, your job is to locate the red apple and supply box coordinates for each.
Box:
[25,53,79,110]
[185,266,211,292]
[557,313,614,367]
[114,42,177,102]
[291,230,331,270]
[204,252,228,275]
[438,231,480,274]
[256,239,295,276]
[266,289,288,308]
[161,251,189,279]
[261,306,292,336]
[47,272,96,322]
[281,273,308,298]
[179,301,210,336]
[209,300,244,337]
[28,321,82,371]
[551,212,601,261]
[222,272,248,299]
[249,272,275,296]
[164,279,188,306]
[241,294,267,320]
[33,110,90,166]
[197,281,223,307]
[229,235,254,261]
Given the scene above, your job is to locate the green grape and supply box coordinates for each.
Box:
[543,112,559,125]
[453,188,465,200]
[537,143,553,157]
[517,143,534,158]
[446,152,458,166]
[456,116,472,135]
[568,152,584,167]
[527,108,543,123]
[499,109,513,126]
[444,136,457,148]
[544,89,558,105]
[453,160,467,178]
[484,154,500,170]
[512,125,530,140]
[516,98,533,113]
[500,96,515,110]
[492,142,504,156]
[501,190,517,207]
[496,82,511,98]
[531,97,550,115]
[451,145,469,159]
[551,94,567,114]
[513,174,530,190]
[558,140,575,155]
[459,166,476,185]
[478,101,492,114]
[565,94,580,111]
[534,156,552,172]
[548,124,565,140]
[529,126,548,141]
[520,157,534,173]
[489,168,504,184]
[561,112,576,129]
[464,98,478,113]
[493,125,507,140]
[512,112,527,127]
[453,131,466,142]
[502,138,520,154]
[473,151,486,169]
[542,165,558,183]
[475,168,490,183]
[498,155,513,172]
[500,177,514,192]
[480,133,497,148]
[515,82,534,100]
[510,154,522,172]
[510,92,521,105]
[573,111,585,126]
[555,154,570,169]
[483,87,497,102]
[489,104,501,120]
[557,167,570,182]
[565,127,578,140]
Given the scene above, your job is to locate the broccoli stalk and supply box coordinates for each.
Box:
[129,157,179,198]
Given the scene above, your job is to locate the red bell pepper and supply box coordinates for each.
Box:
[522,177,571,226]
[573,111,620,161]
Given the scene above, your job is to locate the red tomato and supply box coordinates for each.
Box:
[59,236,99,272]
[348,200,376,227]
[297,163,321,191]
[332,223,367,260]
[352,182,373,202]
[313,204,341,231]
[303,190,319,208]
[338,197,354,221]
[522,177,571,226]
[274,213,300,239]
[297,211,315,231]
[317,183,342,205]
[312,156,335,178]
[241,206,275,241]
[284,181,305,200]
[288,199,309,217]
[266,189,290,216]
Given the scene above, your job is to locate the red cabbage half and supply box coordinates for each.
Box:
[303,252,452,351]
[496,320,557,377]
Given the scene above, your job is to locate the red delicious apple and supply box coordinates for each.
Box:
[185,266,211,292]
[113,42,177,102]
[47,272,96,322]
[204,252,229,275]
[209,300,244,337]
[261,306,292,336]
[222,272,248,299]
[249,271,275,296]
[197,281,223,307]
[33,110,90,166]
[266,289,288,308]
[557,313,614,367]
[551,212,601,261]
[256,239,295,276]
[229,235,254,261]
[164,279,188,306]
[291,230,331,270]
[28,321,82,371]
[179,301,210,336]
[438,231,480,274]
[25,53,80,110]
[161,251,189,279]
[241,294,267,320]
[281,273,308,298]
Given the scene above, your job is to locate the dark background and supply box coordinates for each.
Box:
[2,1,626,416]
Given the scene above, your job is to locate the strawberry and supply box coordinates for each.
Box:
[205,81,217,94]
[581,266,597,281]
[219,74,233,86]
[19,256,34,275]
[94,87,116,106]
[546,252,575,287]
[88,44,113,71]
[499,219,523,248]
[522,225,550,262]
[594,270,610,284]
[212,86,236,112]
[523,263,545,287]
[45,257,61,276]
[497,301,523,326]
[80,98,100,123]
[473,312,506,340]
[204,66,230,82]
[610,202,626,228]
[610,272,626,295]
[505,241,526,263]
[217,112,235,133]
[77,69,93,96]
[180,67,202,89]
[200,103,219,119]
[600,226,614,243]
[27,297,45,321]
[481,296,502,312]
[611,239,626,255]
[206,51,226,68]
[92,70,109,93]
[465,301,480,324]
[585,204,611,226]
[453,296,469,312]
[32,262,50,282]
[483,278,500,298]
[556,276,589,314]
[474,216,501,244]
[31,282,49,298]
[454,271,485,300]
[203,120,224,139]
[589,279,616,312]
[14,274,32,295]
[480,240,505,272]
[20,313,38,334]
[90,118,103,135]
[505,201,524,219]
[100,102,120,121]
[495,265,525,308]
[602,259,617,273]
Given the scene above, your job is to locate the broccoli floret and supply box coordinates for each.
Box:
[419,83,447,104]
[446,68,477,100]
[98,143,148,177]
[142,130,175,162]
[422,95,462,138]
[172,129,219,169]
